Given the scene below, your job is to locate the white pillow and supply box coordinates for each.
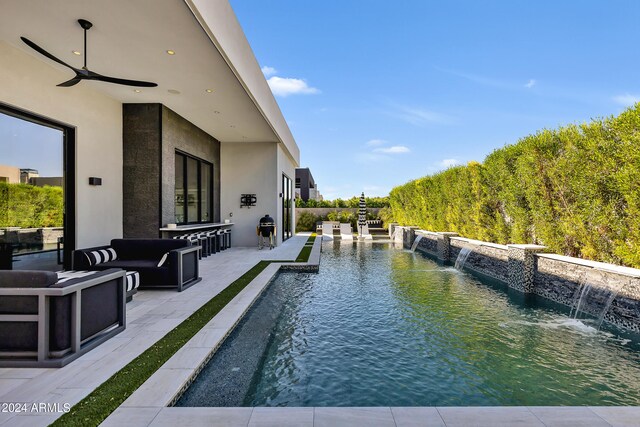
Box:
[157,252,169,267]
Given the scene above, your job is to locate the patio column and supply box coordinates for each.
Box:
[507,244,546,293]
[436,232,459,262]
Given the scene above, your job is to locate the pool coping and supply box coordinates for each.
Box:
[101,238,640,427]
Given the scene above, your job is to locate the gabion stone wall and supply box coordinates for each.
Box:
[403,228,640,332]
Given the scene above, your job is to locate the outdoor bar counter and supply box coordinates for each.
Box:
[159,222,234,239]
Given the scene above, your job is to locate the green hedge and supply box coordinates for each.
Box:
[0,183,63,228]
[390,104,640,268]
[295,196,389,208]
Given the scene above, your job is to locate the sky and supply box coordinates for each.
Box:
[229,0,640,200]
[0,113,63,176]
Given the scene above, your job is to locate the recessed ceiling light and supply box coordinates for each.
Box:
[133,89,142,93]
[72,50,82,55]
[205,89,213,93]
[168,89,180,95]
[166,50,175,55]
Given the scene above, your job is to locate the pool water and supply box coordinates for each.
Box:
[179,241,640,407]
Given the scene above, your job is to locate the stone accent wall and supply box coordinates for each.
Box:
[507,244,546,293]
[123,104,221,238]
[416,233,438,254]
[449,238,509,283]
[405,228,640,332]
[535,255,640,331]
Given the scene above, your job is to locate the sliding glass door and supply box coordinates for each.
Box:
[0,104,74,270]
[282,173,292,241]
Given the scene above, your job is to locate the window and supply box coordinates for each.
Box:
[175,151,213,224]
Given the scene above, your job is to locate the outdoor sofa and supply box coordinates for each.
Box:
[0,268,126,367]
[72,238,201,292]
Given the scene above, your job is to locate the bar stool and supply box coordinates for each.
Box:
[216,229,226,251]
[174,234,202,259]
[205,230,219,254]
[223,228,231,249]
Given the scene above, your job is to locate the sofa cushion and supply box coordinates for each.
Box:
[110,239,189,261]
[0,270,58,288]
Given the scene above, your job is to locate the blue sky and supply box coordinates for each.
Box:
[230,0,640,200]
[0,113,63,176]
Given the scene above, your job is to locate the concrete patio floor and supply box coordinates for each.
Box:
[1,234,639,426]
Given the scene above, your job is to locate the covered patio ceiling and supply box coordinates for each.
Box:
[0,0,298,161]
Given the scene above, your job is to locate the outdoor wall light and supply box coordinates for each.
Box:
[88,177,102,186]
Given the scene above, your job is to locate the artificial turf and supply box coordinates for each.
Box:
[50,236,318,427]
[295,233,316,262]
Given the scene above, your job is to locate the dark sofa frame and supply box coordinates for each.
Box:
[0,269,126,368]
[72,239,201,292]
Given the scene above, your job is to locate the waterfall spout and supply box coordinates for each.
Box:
[454,247,472,271]
[410,235,423,252]
[569,275,627,330]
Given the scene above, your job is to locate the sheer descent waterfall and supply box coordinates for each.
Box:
[570,276,628,329]
[410,235,423,252]
[454,247,473,271]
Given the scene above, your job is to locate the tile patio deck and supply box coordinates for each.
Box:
[1,234,639,426]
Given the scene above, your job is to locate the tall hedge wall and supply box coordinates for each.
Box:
[390,104,640,268]
[0,183,63,228]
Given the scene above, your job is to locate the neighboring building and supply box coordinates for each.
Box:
[0,0,300,266]
[30,177,63,187]
[0,164,20,183]
[20,168,39,183]
[295,168,322,202]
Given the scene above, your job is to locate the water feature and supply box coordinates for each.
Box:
[410,235,423,252]
[454,246,473,270]
[571,275,629,329]
[177,242,640,407]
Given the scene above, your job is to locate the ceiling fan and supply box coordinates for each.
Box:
[21,19,157,88]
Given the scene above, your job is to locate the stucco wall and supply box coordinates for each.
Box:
[0,41,123,249]
[220,141,278,247]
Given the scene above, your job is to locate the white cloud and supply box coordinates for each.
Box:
[373,145,410,154]
[366,139,387,146]
[525,79,536,88]
[267,76,320,97]
[261,66,277,77]
[613,93,640,107]
[440,158,460,168]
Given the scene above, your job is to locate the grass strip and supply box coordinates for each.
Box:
[51,260,274,427]
[295,233,317,262]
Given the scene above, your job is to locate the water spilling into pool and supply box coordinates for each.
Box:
[177,241,640,407]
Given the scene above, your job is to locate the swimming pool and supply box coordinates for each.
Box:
[177,241,640,407]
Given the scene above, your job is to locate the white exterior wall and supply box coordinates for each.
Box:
[0,41,123,248]
[220,141,278,247]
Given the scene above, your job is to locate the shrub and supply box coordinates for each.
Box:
[296,211,320,232]
[389,103,640,268]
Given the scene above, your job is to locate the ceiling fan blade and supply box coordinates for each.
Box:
[57,77,83,87]
[21,37,80,72]
[91,73,157,87]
